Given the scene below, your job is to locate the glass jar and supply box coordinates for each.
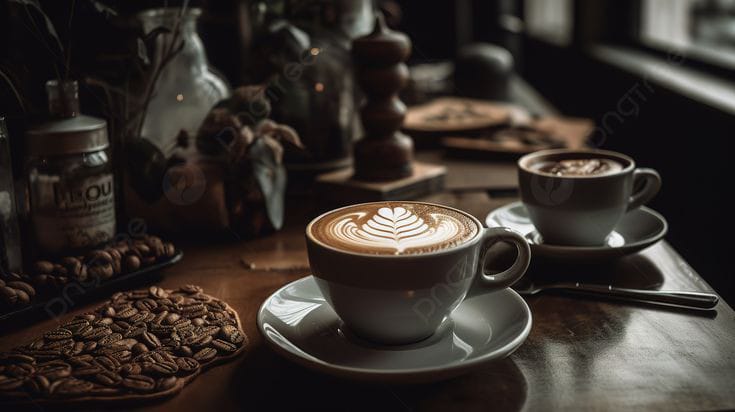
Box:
[249,0,374,173]
[139,8,231,154]
[25,80,116,257]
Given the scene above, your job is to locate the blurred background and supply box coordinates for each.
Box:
[1,0,733,303]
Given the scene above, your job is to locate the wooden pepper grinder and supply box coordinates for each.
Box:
[352,14,413,181]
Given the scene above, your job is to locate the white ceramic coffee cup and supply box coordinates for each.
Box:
[305,201,531,345]
[518,148,662,246]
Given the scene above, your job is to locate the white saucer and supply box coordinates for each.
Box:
[257,276,532,383]
[485,201,668,262]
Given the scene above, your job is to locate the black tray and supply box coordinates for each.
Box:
[0,250,183,331]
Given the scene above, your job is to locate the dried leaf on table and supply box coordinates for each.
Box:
[248,137,286,230]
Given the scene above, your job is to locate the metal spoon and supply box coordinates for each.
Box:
[513,281,719,309]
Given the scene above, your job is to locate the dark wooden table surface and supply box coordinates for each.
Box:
[2,154,735,411]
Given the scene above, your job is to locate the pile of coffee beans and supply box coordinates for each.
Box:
[0,275,36,311]
[31,235,177,290]
[0,285,246,403]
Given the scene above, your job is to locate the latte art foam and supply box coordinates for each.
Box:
[309,203,479,255]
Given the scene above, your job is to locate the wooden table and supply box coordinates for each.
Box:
[2,155,735,411]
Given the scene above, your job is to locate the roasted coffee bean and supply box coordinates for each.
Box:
[1,286,18,306]
[36,361,71,380]
[7,281,35,298]
[146,237,165,256]
[127,310,147,323]
[135,298,158,312]
[25,374,50,395]
[96,317,114,326]
[198,325,220,337]
[189,334,212,348]
[44,328,73,341]
[98,333,123,346]
[99,344,128,355]
[15,289,30,304]
[93,370,122,386]
[101,306,116,317]
[94,355,119,371]
[131,343,148,356]
[144,361,178,377]
[63,318,89,333]
[0,353,35,364]
[150,324,174,336]
[119,363,142,376]
[163,312,180,325]
[82,326,112,341]
[193,347,216,362]
[149,285,168,299]
[72,365,102,377]
[152,310,169,325]
[60,257,84,279]
[28,339,45,350]
[192,318,205,327]
[164,243,176,257]
[211,339,238,354]
[124,325,147,338]
[44,338,73,350]
[176,345,193,357]
[122,374,155,392]
[124,254,141,272]
[5,363,34,378]
[157,376,178,391]
[0,376,24,391]
[141,331,161,349]
[26,349,62,360]
[110,350,132,362]
[87,250,113,266]
[118,339,138,350]
[114,306,138,319]
[219,325,246,344]
[175,357,199,375]
[71,342,85,356]
[83,341,98,353]
[88,264,114,279]
[134,243,151,256]
[33,261,54,274]
[110,320,131,333]
[74,324,93,338]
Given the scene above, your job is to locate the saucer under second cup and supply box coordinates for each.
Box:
[485,201,668,262]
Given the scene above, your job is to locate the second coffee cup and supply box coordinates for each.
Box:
[518,148,661,246]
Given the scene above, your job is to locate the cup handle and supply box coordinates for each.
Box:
[477,227,531,291]
[627,168,661,211]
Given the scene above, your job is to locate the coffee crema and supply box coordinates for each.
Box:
[309,202,479,255]
[533,158,623,176]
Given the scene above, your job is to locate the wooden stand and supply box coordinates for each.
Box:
[316,161,446,206]
[315,14,446,205]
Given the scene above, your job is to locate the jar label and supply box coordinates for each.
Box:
[32,173,116,254]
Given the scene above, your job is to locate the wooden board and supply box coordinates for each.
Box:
[442,116,594,159]
[314,162,446,206]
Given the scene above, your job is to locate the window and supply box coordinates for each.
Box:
[640,0,735,68]
[524,0,574,46]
